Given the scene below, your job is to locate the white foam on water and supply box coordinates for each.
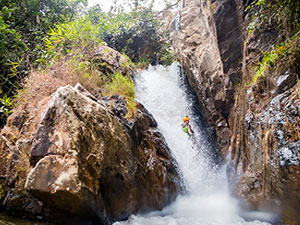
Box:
[114,63,274,225]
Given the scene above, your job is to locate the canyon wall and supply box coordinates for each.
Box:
[170,0,300,223]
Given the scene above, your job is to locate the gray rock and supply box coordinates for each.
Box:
[276,71,297,94]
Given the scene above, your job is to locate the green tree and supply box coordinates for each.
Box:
[87,3,175,66]
[0,0,87,127]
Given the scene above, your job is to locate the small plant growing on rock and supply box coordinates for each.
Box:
[0,94,14,117]
[245,0,300,87]
[121,53,135,69]
[251,31,300,85]
[252,47,280,83]
[0,184,3,200]
[103,72,136,118]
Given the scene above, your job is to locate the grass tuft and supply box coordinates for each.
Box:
[103,72,136,118]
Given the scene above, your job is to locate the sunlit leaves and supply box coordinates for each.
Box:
[6,58,24,77]
[42,17,102,64]
[0,94,14,116]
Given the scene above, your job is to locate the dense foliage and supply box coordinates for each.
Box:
[0,0,175,127]
[0,0,87,126]
[42,17,102,65]
[246,0,300,83]
[39,15,137,117]
[88,7,175,65]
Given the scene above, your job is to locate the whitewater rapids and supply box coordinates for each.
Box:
[114,63,274,225]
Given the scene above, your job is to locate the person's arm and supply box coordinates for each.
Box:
[188,125,194,135]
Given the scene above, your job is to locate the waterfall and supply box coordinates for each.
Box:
[114,63,275,225]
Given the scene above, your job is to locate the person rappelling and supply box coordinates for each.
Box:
[181,116,194,136]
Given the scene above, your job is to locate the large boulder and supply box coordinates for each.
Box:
[0,84,181,224]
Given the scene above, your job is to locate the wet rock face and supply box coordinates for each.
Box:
[231,83,300,223]
[213,0,243,113]
[170,0,299,222]
[226,2,300,220]
[170,0,243,153]
[0,84,181,224]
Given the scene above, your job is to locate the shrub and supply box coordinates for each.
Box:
[103,72,136,118]
[251,31,300,85]
[41,17,102,66]
[0,94,14,117]
[121,53,136,69]
[276,31,300,75]
[252,48,280,83]
[15,13,137,118]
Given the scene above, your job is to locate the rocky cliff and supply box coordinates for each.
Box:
[170,0,299,223]
[0,45,181,224]
[170,0,243,153]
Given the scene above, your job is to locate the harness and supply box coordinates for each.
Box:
[181,124,188,133]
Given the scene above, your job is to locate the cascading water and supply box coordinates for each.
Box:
[114,63,275,225]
